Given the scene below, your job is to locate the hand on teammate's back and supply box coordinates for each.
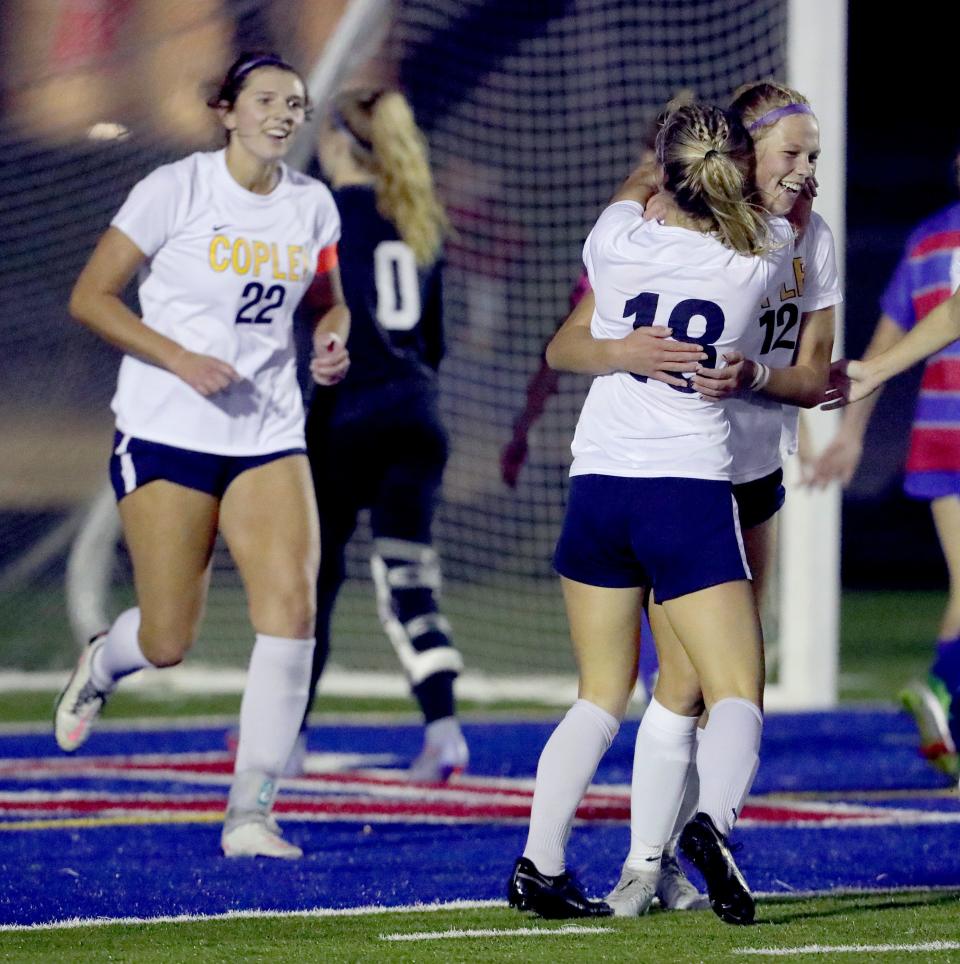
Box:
[691,351,748,398]
[642,191,676,224]
[615,326,705,387]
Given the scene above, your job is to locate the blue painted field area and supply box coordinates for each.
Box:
[1,709,957,927]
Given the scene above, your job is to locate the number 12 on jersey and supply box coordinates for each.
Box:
[623,291,724,393]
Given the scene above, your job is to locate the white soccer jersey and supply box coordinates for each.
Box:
[570,200,795,480]
[110,150,340,455]
[722,211,843,482]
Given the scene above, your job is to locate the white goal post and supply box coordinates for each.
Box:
[769,0,847,709]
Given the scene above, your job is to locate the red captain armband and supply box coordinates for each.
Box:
[316,243,339,273]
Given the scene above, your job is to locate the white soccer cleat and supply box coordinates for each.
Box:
[221,818,302,859]
[54,634,110,752]
[604,865,658,917]
[657,852,710,910]
[408,733,469,783]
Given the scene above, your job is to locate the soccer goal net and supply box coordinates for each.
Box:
[0,0,843,708]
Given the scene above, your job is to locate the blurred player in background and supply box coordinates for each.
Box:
[811,145,960,778]
[508,103,796,925]
[296,87,468,782]
[54,52,350,861]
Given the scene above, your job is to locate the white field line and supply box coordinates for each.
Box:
[0,900,503,932]
[735,942,960,956]
[380,925,608,942]
[1,666,805,711]
[0,666,585,706]
[3,887,960,934]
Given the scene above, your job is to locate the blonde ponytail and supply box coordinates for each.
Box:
[333,88,448,265]
[657,104,772,257]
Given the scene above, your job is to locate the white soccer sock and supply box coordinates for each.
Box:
[89,607,151,692]
[696,697,763,837]
[522,698,620,877]
[625,697,698,871]
[234,634,315,782]
[664,736,701,859]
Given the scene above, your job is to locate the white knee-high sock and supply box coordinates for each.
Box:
[625,697,698,870]
[89,608,151,691]
[664,731,701,858]
[696,697,762,837]
[522,699,620,876]
[234,634,315,779]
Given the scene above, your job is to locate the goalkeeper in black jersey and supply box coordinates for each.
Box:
[300,87,467,780]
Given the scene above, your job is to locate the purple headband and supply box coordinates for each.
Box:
[747,102,814,132]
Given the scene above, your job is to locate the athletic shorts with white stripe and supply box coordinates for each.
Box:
[108,431,305,501]
[554,474,750,600]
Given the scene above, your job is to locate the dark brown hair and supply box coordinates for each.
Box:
[207,51,307,112]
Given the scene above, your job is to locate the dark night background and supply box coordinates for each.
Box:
[1,0,957,596]
[843,0,958,588]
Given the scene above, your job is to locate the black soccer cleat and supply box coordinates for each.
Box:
[678,812,755,925]
[507,856,613,919]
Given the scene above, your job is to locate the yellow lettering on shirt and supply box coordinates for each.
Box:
[252,241,270,278]
[286,245,303,282]
[208,235,306,280]
[780,257,806,301]
[232,238,251,275]
[209,236,231,272]
[270,243,288,281]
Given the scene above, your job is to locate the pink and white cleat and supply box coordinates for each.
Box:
[54,634,110,752]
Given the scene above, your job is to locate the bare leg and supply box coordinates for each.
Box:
[55,481,218,752]
[119,481,219,665]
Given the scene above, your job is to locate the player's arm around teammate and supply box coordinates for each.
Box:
[620,84,840,916]
[510,104,788,927]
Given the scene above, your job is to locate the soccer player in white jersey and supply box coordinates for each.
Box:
[507,103,795,925]
[53,52,350,860]
[600,82,842,919]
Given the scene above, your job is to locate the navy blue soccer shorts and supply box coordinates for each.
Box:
[553,474,750,601]
[109,431,305,502]
[732,468,785,530]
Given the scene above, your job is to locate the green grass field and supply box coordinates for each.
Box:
[2,893,959,963]
[1,588,956,961]
[0,588,946,723]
